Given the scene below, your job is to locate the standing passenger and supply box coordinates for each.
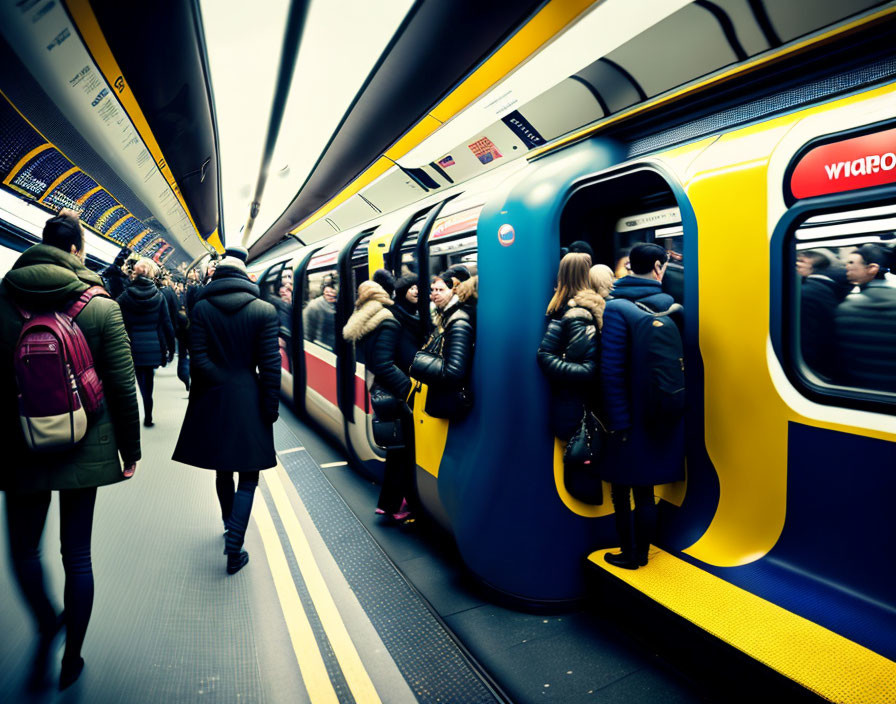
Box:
[343,270,417,521]
[116,258,175,427]
[537,253,604,440]
[600,243,685,569]
[410,271,475,419]
[0,210,140,689]
[172,246,281,575]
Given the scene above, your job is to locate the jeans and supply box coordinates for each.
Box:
[5,488,97,660]
[610,483,656,561]
[216,472,260,554]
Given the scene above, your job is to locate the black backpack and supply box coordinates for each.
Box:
[628,300,685,426]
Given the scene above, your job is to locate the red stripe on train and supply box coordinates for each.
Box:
[303,352,370,412]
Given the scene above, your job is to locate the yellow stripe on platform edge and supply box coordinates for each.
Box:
[589,548,896,703]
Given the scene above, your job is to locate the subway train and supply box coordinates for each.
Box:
[246,15,896,702]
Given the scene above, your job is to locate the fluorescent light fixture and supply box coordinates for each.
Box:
[803,204,896,224]
[795,236,892,250]
[0,189,123,263]
[655,225,684,238]
[203,0,415,247]
[795,217,896,240]
[397,0,692,168]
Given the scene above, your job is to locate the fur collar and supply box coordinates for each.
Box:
[343,285,394,341]
[564,289,606,329]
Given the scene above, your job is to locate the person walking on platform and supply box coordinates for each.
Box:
[172,246,281,575]
[116,258,175,427]
[0,210,141,690]
[600,243,685,570]
[344,270,418,521]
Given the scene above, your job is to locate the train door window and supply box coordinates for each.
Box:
[560,169,684,305]
[259,262,293,336]
[304,254,339,351]
[429,205,482,277]
[785,203,896,407]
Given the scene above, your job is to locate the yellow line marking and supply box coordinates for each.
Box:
[77,184,103,205]
[252,495,339,703]
[3,144,52,186]
[127,228,151,247]
[528,4,896,160]
[319,461,348,468]
[96,204,125,229]
[64,0,204,241]
[278,447,306,455]
[38,166,79,202]
[266,467,382,704]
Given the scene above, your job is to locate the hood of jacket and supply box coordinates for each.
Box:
[343,282,393,341]
[118,275,162,312]
[2,244,103,309]
[199,272,260,313]
[564,288,606,329]
[609,275,673,311]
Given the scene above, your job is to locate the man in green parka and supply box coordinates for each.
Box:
[0,210,140,690]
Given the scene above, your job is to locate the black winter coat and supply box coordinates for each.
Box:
[799,274,844,381]
[411,298,474,417]
[537,291,603,440]
[833,280,896,392]
[173,271,281,471]
[102,264,127,299]
[117,276,175,368]
[392,301,423,374]
[161,285,181,333]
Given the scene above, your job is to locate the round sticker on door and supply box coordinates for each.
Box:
[498,224,515,247]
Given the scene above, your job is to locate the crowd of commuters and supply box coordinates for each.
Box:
[2,207,893,691]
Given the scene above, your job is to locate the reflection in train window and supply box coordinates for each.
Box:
[304,263,339,351]
[260,262,293,336]
[790,204,896,397]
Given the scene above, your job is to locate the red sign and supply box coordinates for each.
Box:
[790,127,896,200]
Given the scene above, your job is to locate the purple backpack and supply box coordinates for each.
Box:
[14,286,108,452]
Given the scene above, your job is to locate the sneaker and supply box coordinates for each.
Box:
[392,499,411,522]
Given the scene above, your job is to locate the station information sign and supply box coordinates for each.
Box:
[790,126,896,200]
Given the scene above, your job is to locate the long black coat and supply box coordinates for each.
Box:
[537,290,603,440]
[172,271,281,471]
[411,299,474,415]
[117,276,175,368]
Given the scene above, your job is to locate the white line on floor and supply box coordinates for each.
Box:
[319,461,348,468]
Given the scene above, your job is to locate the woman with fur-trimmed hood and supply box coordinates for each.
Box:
[537,254,611,440]
[344,270,416,520]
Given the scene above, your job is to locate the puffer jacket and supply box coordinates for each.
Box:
[834,280,896,392]
[411,296,474,417]
[537,289,604,439]
[117,275,175,367]
[0,244,141,491]
[343,282,411,401]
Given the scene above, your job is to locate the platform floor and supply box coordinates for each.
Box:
[0,367,713,703]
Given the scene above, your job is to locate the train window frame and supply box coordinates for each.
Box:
[771,185,896,416]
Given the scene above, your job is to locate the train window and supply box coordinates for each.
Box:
[259,262,293,337]
[304,259,339,351]
[787,204,896,401]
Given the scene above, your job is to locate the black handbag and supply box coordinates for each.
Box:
[415,331,474,421]
[369,383,400,420]
[563,411,607,504]
[372,417,404,449]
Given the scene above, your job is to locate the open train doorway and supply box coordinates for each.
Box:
[560,167,686,306]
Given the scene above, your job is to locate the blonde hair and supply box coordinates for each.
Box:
[547,253,591,315]
[134,257,159,279]
[589,264,615,299]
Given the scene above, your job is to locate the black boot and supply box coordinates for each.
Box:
[633,486,656,567]
[607,483,638,568]
[28,612,65,691]
[604,551,640,570]
[223,482,256,575]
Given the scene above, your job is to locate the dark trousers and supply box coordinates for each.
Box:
[216,472,259,554]
[610,483,656,561]
[134,366,155,420]
[5,488,97,660]
[176,332,190,390]
[376,406,416,515]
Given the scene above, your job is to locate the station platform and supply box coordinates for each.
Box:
[1,367,712,703]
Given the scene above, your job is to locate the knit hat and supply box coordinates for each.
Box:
[567,240,593,259]
[372,268,395,297]
[216,246,248,272]
[442,264,471,284]
[395,273,418,300]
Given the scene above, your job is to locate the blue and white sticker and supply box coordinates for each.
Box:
[498,223,515,247]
